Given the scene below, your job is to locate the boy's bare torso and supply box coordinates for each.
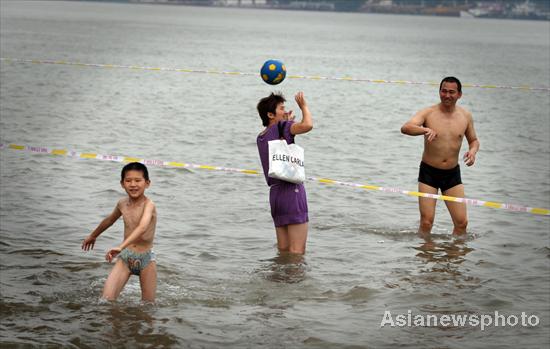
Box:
[118,197,157,252]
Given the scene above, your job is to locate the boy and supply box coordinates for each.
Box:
[256,91,313,255]
[82,162,158,302]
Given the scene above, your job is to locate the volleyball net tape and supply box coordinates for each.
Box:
[1,57,549,92]
[1,143,548,216]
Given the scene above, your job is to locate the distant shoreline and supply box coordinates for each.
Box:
[74,0,550,21]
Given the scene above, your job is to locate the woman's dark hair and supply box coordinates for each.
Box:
[257,92,286,127]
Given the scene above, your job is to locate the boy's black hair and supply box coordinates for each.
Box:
[257,92,286,127]
[440,76,462,93]
[121,162,149,181]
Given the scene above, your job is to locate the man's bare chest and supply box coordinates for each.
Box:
[425,115,467,140]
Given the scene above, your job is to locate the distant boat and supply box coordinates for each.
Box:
[459,0,548,21]
[509,0,548,20]
[460,8,491,18]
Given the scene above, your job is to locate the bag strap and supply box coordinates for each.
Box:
[277,121,286,140]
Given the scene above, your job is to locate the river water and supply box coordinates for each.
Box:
[1,1,549,348]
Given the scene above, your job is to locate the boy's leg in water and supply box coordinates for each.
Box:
[139,261,157,302]
[102,259,131,300]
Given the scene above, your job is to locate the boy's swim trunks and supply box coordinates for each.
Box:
[118,248,156,276]
[418,161,462,192]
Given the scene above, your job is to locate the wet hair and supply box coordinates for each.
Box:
[440,76,462,93]
[257,92,286,127]
[121,162,149,181]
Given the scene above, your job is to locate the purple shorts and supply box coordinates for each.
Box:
[269,181,309,227]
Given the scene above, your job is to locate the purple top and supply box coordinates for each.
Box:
[257,121,295,186]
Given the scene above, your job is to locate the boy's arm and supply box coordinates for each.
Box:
[400,108,436,142]
[105,200,155,262]
[290,92,313,135]
[82,204,122,251]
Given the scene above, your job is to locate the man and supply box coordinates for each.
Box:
[401,76,480,236]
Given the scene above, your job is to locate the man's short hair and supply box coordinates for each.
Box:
[440,76,462,93]
[257,92,286,127]
[121,162,149,181]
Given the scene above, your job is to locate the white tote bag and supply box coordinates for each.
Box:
[268,122,305,184]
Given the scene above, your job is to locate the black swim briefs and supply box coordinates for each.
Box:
[418,161,462,192]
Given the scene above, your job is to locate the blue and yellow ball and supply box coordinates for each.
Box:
[260,59,286,85]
